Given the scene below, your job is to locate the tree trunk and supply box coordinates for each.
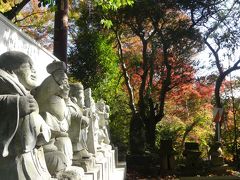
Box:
[129,113,145,155]
[53,0,69,63]
[145,120,157,151]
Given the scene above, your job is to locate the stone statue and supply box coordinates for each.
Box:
[84,88,101,155]
[96,99,111,146]
[105,104,111,142]
[33,61,84,178]
[0,51,52,180]
[67,82,92,160]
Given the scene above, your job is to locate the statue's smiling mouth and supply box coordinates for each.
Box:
[31,75,37,80]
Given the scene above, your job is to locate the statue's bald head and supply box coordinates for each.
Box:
[0,51,32,71]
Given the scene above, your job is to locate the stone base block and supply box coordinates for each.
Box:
[84,165,101,180]
[72,157,95,172]
[111,150,116,170]
[96,157,108,180]
[110,162,126,180]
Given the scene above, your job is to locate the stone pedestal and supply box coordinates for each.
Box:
[72,157,96,172]
[113,146,119,167]
[96,156,108,180]
[111,150,116,171]
[84,165,101,180]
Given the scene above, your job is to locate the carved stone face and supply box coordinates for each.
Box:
[53,70,70,98]
[97,101,105,112]
[69,83,85,107]
[14,60,37,90]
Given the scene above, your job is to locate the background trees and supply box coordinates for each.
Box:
[107,0,203,153]
[187,0,240,159]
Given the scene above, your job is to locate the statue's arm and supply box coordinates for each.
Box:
[0,95,18,116]
[0,93,38,118]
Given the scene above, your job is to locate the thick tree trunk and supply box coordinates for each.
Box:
[129,113,145,155]
[54,0,69,63]
[145,120,157,150]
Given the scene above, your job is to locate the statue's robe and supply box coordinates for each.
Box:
[66,98,89,153]
[34,75,72,174]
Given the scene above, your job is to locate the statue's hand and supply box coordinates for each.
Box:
[51,130,68,138]
[19,95,39,117]
[72,111,83,121]
[81,116,89,128]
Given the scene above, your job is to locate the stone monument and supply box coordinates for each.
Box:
[209,141,224,166]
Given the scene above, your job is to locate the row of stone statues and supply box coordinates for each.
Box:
[0,51,112,180]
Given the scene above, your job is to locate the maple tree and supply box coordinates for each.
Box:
[219,78,240,160]
[103,0,204,152]
[167,77,215,150]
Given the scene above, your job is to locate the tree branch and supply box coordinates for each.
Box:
[13,11,48,23]
[3,0,30,20]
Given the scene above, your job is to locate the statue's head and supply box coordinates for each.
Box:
[96,99,105,112]
[47,61,69,98]
[0,51,37,90]
[69,82,84,107]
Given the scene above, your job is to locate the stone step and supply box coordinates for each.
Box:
[110,162,126,180]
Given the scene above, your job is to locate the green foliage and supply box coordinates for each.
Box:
[94,0,134,11]
[100,19,113,29]
[68,3,131,156]
[69,31,117,89]
[108,92,131,158]
[187,112,214,158]
[156,115,185,145]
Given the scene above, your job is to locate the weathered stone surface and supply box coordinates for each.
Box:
[68,82,92,160]
[0,51,52,180]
